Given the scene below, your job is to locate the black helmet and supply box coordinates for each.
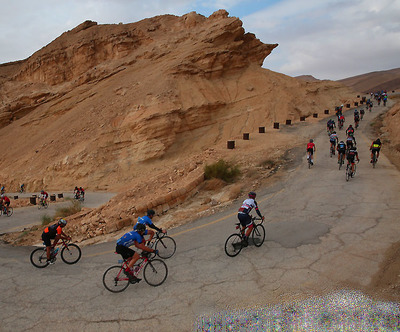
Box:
[147,209,155,217]
[376,138,381,144]
[248,192,256,199]
[136,223,146,232]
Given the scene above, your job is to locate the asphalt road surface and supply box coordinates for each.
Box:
[1,103,399,331]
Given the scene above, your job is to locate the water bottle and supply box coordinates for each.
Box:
[54,248,59,255]
[118,259,124,264]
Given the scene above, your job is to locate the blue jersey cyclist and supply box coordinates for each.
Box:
[116,223,157,283]
[134,209,167,240]
[237,192,264,246]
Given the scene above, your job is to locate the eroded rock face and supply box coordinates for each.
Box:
[0,10,358,244]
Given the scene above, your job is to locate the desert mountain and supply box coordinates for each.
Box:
[338,67,400,93]
[0,10,359,243]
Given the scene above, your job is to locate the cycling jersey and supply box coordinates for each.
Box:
[329,134,338,142]
[43,223,62,238]
[238,198,257,215]
[307,142,315,150]
[337,143,346,151]
[117,231,144,247]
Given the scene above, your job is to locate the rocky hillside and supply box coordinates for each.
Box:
[338,67,400,93]
[0,10,359,244]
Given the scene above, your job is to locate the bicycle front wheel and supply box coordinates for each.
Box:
[6,207,13,217]
[61,244,81,264]
[30,248,49,268]
[155,236,176,259]
[251,224,265,247]
[103,266,130,293]
[224,233,243,257]
[143,259,168,286]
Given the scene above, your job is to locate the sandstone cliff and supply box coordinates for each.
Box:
[0,10,359,244]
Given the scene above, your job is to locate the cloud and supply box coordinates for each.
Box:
[243,0,400,79]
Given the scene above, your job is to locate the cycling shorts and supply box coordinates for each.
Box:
[41,232,54,247]
[307,148,314,155]
[116,244,136,260]
[3,201,10,206]
[330,139,337,144]
[371,148,380,153]
[238,213,252,228]
[347,156,355,163]
[338,148,346,154]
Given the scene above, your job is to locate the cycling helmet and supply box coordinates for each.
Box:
[58,219,67,226]
[376,138,381,144]
[309,139,313,143]
[136,223,146,232]
[147,209,155,217]
[333,131,336,134]
[248,191,256,199]
[41,190,44,193]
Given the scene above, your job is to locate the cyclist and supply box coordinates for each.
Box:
[338,114,345,129]
[360,108,365,120]
[116,223,157,283]
[370,138,382,163]
[354,111,360,128]
[346,146,359,175]
[329,131,338,154]
[306,139,316,165]
[326,119,335,134]
[337,140,347,164]
[74,186,79,199]
[41,219,70,264]
[237,192,264,246]
[20,183,25,193]
[346,124,355,137]
[0,194,11,214]
[39,190,49,205]
[346,134,356,151]
[134,209,166,242]
[79,187,85,199]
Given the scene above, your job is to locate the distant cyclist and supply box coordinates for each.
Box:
[306,139,316,165]
[338,114,345,129]
[0,194,11,214]
[370,138,382,163]
[326,119,335,134]
[360,108,365,120]
[329,131,338,154]
[346,124,355,137]
[134,209,166,239]
[237,192,264,246]
[346,146,360,174]
[337,140,347,163]
[41,219,70,264]
[39,190,49,205]
[346,134,356,151]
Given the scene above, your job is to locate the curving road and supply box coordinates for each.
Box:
[1,103,399,331]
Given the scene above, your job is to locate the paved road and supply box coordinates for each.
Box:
[1,103,399,331]
[0,192,116,234]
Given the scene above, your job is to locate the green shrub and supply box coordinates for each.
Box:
[41,214,53,226]
[54,199,81,219]
[204,159,240,183]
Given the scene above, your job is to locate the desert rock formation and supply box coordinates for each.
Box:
[0,10,360,244]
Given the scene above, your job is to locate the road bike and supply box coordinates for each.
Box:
[30,238,81,268]
[74,193,84,202]
[0,205,13,216]
[330,144,335,157]
[371,151,378,168]
[224,216,265,257]
[307,155,314,169]
[345,161,357,182]
[338,152,345,170]
[38,198,48,209]
[147,231,176,259]
[103,252,168,292]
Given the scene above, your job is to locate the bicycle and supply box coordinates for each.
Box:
[147,231,176,259]
[307,155,314,169]
[345,161,358,182]
[38,198,48,209]
[338,152,345,170]
[330,144,335,157]
[224,216,265,257]
[0,204,13,216]
[371,151,378,168]
[74,193,84,202]
[103,252,168,292]
[30,238,81,268]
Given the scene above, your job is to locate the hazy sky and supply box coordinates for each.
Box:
[1,0,399,80]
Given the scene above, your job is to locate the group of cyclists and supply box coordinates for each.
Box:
[73,186,85,200]
[308,103,383,175]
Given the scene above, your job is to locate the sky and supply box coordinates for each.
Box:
[1,0,399,80]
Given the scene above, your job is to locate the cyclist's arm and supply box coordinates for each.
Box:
[148,223,163,233]
[134,240,156,253]
[145,229,155,243]
[254,205,263,219]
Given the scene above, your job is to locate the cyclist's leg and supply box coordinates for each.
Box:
[245,223,254,239]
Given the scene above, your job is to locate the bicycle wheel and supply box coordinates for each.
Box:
[103,266,130,293]
[155,236,176,259]
[143,259,168,286]
[224,233,243,257]
[251,224,265,247]
[6,207,13,217]
[61,244,81,264]
[30,248,49,268]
